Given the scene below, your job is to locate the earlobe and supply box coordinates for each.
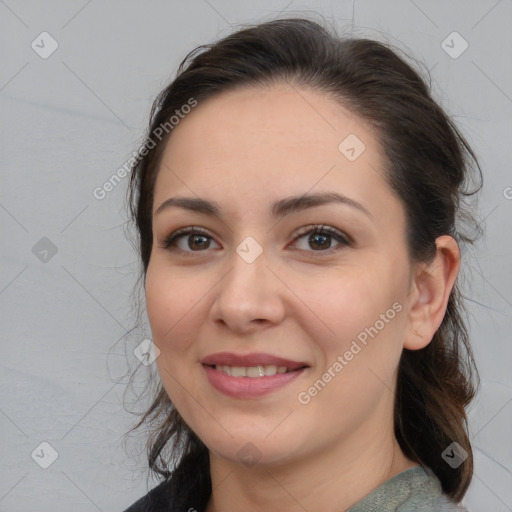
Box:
[404,235,460,351]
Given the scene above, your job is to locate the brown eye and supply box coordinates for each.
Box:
[187,234,211,251]
[162,227,221,253]
[293,225,351,254]
[308,232,331,250]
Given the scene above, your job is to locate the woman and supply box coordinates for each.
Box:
[123,18,480,511]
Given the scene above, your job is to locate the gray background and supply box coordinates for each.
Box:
[1,0,511,510]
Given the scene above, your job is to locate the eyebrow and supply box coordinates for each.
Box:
[154,191,372,219]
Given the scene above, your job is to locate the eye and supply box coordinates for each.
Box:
[161,227,220,253]
[161,224,352,256]
[291,225,352,254]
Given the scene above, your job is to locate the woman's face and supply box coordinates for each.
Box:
[145,84,415,466]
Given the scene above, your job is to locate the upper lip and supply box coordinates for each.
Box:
[201,352,308,371]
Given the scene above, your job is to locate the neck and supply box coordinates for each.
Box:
[205,426,417,512]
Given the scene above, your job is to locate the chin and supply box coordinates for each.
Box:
[199,425,307,468]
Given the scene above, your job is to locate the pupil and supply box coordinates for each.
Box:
[189,235,209,250]
[310,233,330,250]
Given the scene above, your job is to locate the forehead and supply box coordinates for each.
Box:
[160,83,374,167]
[154,84,401,222]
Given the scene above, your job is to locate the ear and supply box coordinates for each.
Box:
[404,235,460,350]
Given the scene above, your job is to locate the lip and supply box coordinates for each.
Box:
[201,352,309,399]
[201,352,307,370]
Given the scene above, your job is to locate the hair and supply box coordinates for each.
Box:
[127,17,481,507]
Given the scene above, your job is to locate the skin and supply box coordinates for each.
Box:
[145,83,460,511]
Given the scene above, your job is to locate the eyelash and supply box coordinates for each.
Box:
[161,225,353,257]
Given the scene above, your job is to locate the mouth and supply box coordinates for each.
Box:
[209,364,294,378]
[201,352,308,376]
[201,352,309,398]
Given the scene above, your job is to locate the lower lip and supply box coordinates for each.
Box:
[203,365,307,399]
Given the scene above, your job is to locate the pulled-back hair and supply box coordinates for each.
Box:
[128,17,480,507]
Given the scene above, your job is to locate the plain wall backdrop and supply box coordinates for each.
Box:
[1,0,511,510]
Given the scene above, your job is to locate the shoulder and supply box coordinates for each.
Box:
[122,479,173,512]
[347,466,467,512]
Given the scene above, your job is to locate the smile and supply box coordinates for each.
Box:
[213,365,290,377]
[201,352,309,398]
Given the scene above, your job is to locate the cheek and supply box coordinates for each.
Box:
[145,264,202,353]
[298,272,407,420]
[145,265,206,411]
[304,267,404,352]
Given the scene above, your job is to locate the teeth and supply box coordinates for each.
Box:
[246,366,265,377]
[264,365,277,376]
[231,366,247,377]
[214,364,289,377]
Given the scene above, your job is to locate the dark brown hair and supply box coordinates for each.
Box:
[127,17,480,507]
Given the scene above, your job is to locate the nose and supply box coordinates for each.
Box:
[209,244,286,334]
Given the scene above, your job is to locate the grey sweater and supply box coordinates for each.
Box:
[347,466,467,511]
[123,465,467,511]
